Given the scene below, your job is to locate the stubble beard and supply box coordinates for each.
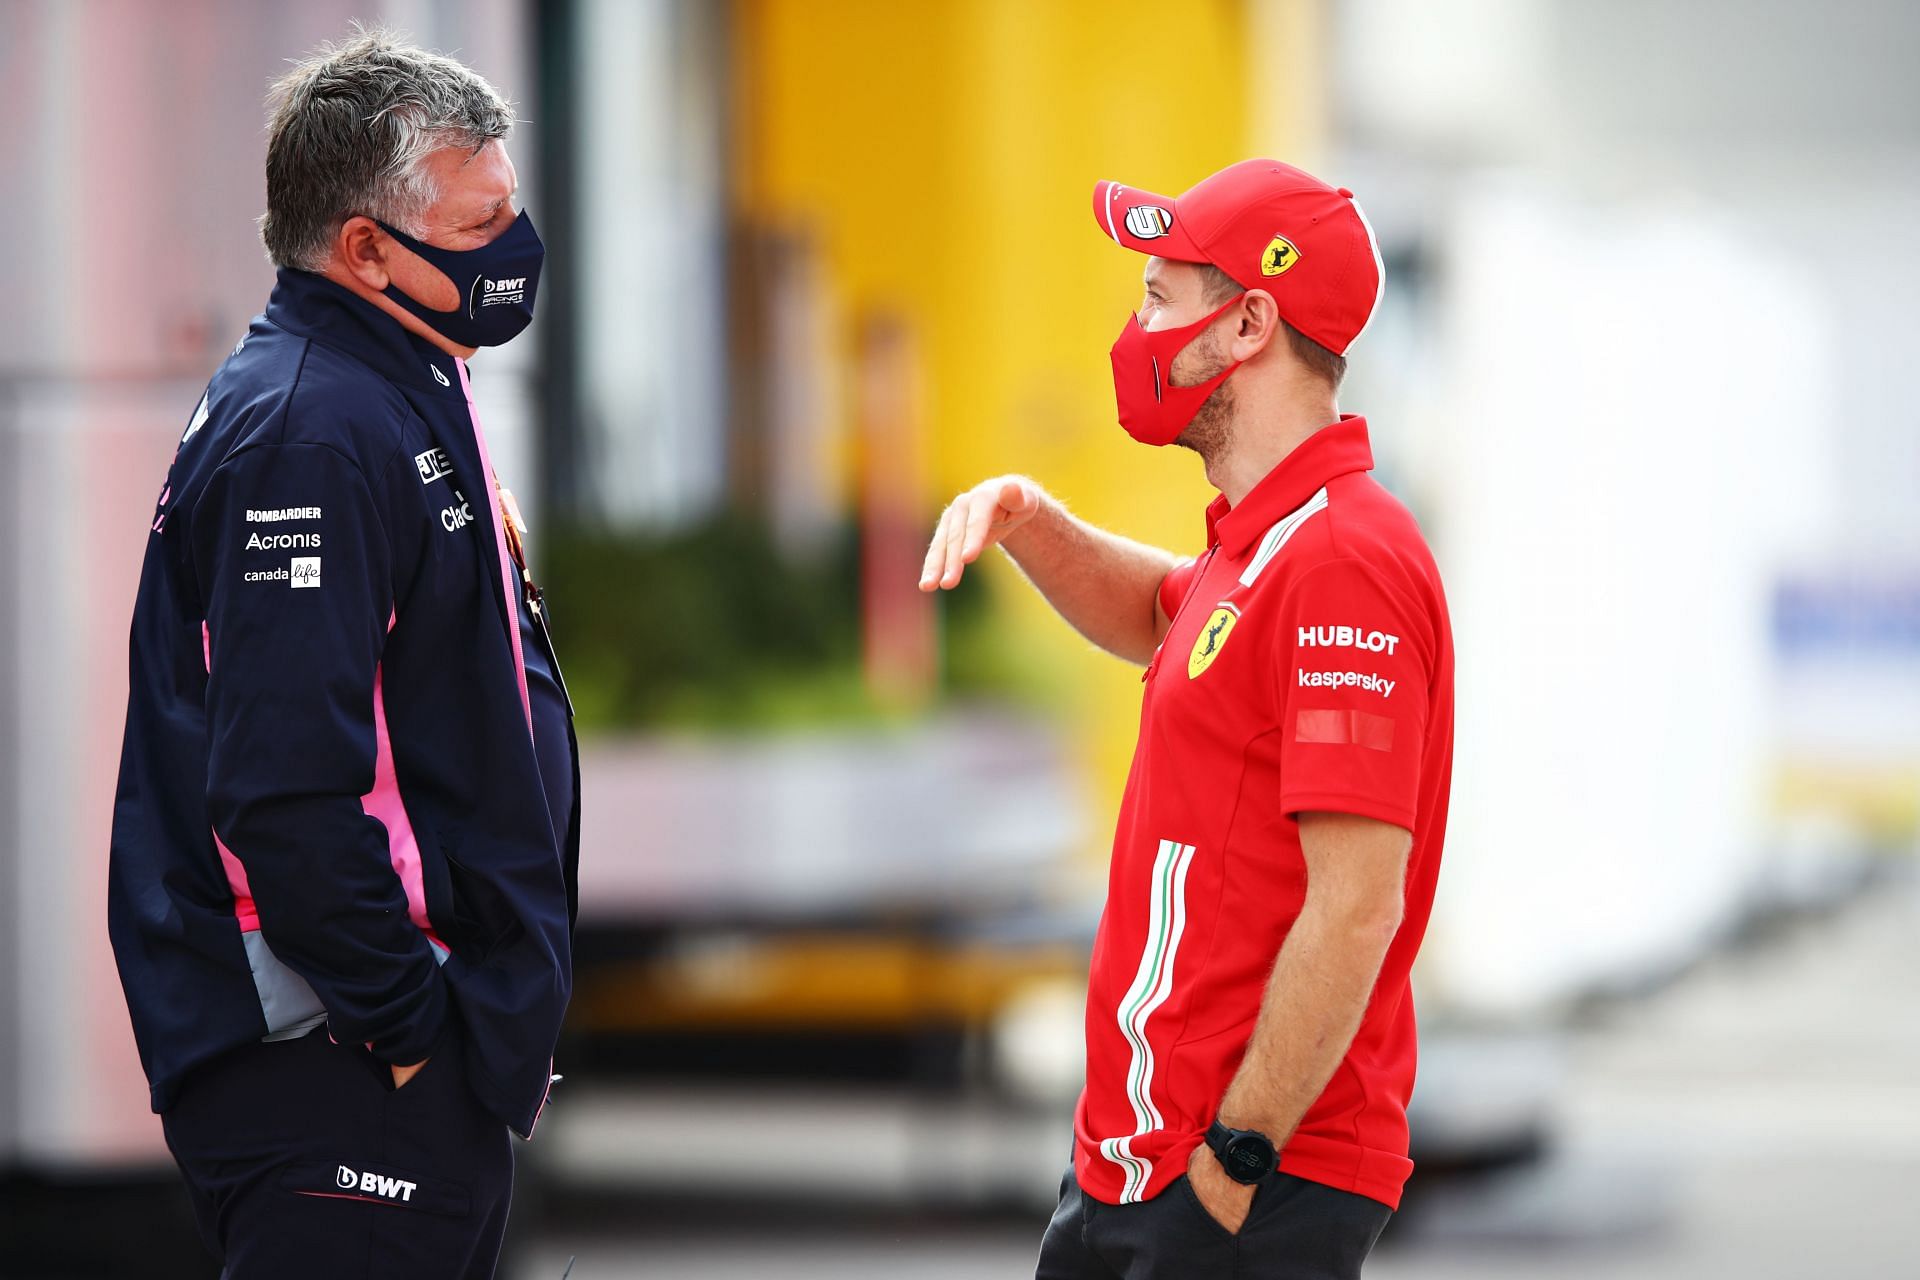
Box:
[1172,331,1237,466]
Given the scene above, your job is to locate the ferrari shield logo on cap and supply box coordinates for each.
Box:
[1188,603,1241,679]
[1124,205,1174,240]
[1260,235,1301,277]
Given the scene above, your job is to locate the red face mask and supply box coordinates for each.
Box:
[1109,295,1243,447]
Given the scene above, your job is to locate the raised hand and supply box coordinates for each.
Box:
[918,475,1045,591]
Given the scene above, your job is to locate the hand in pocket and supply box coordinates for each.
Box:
[1185,1145,1256,1235]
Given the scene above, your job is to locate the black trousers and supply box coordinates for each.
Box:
[1036,1163,1392,1280]
[161,1025,513,1279]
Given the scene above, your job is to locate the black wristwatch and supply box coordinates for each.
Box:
[1205,1120,1277,1185]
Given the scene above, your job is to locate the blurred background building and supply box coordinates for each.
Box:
[1,0,1916,1275]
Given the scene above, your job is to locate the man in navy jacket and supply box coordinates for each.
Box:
[108,29,576,1277]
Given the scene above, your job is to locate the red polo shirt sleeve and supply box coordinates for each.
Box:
[1276,557,1432,831]
[1157,557,1203,623]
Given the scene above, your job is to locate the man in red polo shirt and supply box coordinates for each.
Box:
[920,159,1452,1278]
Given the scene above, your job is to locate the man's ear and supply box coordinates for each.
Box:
[1228,288,1282,363]
[336,216,392,291]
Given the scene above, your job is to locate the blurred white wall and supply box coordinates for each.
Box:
[1263,0,1920,1015]
[1334,0,1920,554]
[1420,186,1828,1012]
[569,0,731,528]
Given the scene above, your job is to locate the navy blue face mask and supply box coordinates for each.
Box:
[374,210,545,349]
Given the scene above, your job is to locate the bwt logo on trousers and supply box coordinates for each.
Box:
[335,1164,417,1202]
[1299,625,1400,655]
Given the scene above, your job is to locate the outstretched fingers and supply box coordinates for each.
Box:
[939,493,971,587]
[921,480,1035,591]
[919,500,957,591]
[960,489,1000,564]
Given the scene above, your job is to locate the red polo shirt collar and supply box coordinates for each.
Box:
[1204,415,1375,554]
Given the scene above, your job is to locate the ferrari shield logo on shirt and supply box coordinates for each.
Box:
[1125,205,1174,240]
[1260,235,1301,277]
[1188,603,1241,679]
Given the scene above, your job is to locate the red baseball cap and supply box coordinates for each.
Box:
[1092,159,1384,355]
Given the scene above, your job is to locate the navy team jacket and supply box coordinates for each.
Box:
[109,268,579,1139]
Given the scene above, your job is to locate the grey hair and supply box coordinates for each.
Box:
[260,25,514,271]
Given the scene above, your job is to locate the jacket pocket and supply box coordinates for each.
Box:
[420,831,517,962]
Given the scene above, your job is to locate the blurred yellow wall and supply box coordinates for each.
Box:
[733,0,1320,841]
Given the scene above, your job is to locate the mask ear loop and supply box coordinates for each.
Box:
[1147,290,1246,361]
[372,218,466,319]
[1160,292,1248,399]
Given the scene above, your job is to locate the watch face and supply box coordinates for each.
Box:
[1227,1138,1270,1181]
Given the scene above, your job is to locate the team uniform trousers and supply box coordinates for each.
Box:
[1036,1162,1391,1280]
[161,1025,512,1279]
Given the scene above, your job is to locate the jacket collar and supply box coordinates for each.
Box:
[263,268,464,398]
[1206,415,1375,555]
